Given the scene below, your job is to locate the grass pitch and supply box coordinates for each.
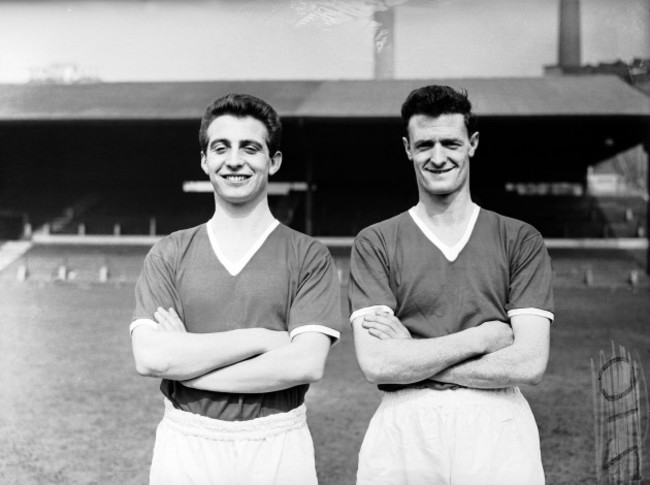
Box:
[0,256,649,484]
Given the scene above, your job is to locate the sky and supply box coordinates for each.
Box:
[0,0,648,83]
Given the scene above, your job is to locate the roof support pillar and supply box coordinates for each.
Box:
[645,137,650,275]
[298,118,314,236]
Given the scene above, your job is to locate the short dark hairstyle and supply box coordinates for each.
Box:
[401,85,477,137]
[199,93,282,154]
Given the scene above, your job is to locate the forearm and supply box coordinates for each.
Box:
[432,344,548,389]
[132,327,274,380]
[433,316,551,389]
[355,322,486,385]
[183,333,331,393]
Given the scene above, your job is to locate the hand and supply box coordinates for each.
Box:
[476,320,513,354]
[154,307,187,333]
[261,329,291,351]
[362,312,412,340]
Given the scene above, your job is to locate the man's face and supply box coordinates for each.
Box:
[201,115,281,206]
[403,113,479,198]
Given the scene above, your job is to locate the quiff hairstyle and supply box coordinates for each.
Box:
[401,85,478,137]
[198,93,283,154]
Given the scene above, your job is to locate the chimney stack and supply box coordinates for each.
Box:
[558,0,581,69]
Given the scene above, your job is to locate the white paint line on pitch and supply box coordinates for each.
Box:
[0,241,33,273]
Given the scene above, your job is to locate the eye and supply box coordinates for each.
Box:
[243,145,261,154]
[211,144,228,154]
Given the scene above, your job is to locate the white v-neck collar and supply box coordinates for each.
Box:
[408,204,481,262]
[206,218,280,276]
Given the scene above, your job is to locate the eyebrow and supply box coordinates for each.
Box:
[208,138,264,149]
[240,139,264,149]
[413,140,433,148]
[414,137,461,147]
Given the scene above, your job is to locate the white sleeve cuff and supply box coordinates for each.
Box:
[349,305,394,323]
[129,318,158,335]
[507,308,554,323]
[289,324,341,343]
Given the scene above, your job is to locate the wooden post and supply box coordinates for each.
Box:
[16,264,28,282]
[99,265,109,283]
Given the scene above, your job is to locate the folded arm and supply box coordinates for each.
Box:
[131,307,289,380]
[182,331,332,393]
[431,314,551,388]
[352,312,513,385]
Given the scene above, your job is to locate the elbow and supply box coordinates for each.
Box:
[134,361,158,378]
[133,350,169,378]
[135,363,156,378]
[357,356,392,385]
[524,369,546,386]
[359,364,383,385]
[304,368,325,384]
[363,372,382,385]
[300,361,326,384]
[521,362,548,386]
[132,331,170,378]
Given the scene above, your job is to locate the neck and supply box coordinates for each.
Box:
[211,194,275,232]
[416,187,474,224]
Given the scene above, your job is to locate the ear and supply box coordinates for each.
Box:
[468,132,479,157]
[200,152,208,175]
[269,151,282,176]
[402,136,413,160]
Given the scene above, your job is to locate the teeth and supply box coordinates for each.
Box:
[224,175,248,182]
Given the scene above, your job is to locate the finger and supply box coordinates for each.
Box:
[362,320,397,334]
[155,314,173,331]
[162,310,186,331]
[156,308,172,322]
[156,310,181,331]
[158,307,179,322]
[155,308,171,322]
[367,328,392,340]
[363,325,401,340]
[366,318,406,335]
[365,319,412,340]
[363,314,395,324]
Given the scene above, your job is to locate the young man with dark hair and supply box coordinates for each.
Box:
[349,85,554,484]
[131,93,342,485]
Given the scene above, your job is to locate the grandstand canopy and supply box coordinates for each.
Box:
[1,75,649,121]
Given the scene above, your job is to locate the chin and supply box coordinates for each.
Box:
[423,185,456,196]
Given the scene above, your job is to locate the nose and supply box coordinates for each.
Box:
[429,144,446,166]
[225,152,244,169]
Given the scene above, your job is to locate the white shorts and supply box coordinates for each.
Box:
[149,399,317,485]
[357,387,545,485]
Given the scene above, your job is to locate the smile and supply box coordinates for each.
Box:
[425,167,454,174]
[221,174,252,182]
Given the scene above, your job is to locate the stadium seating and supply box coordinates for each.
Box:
[0,187,646,240]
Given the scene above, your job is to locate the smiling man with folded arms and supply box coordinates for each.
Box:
[349,85,554,485]
[130,93,342,485]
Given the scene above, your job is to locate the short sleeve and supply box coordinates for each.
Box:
[506,233,555,322]
[132,246,183,326]
[348,229,397,322]
[287,243,343,341]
